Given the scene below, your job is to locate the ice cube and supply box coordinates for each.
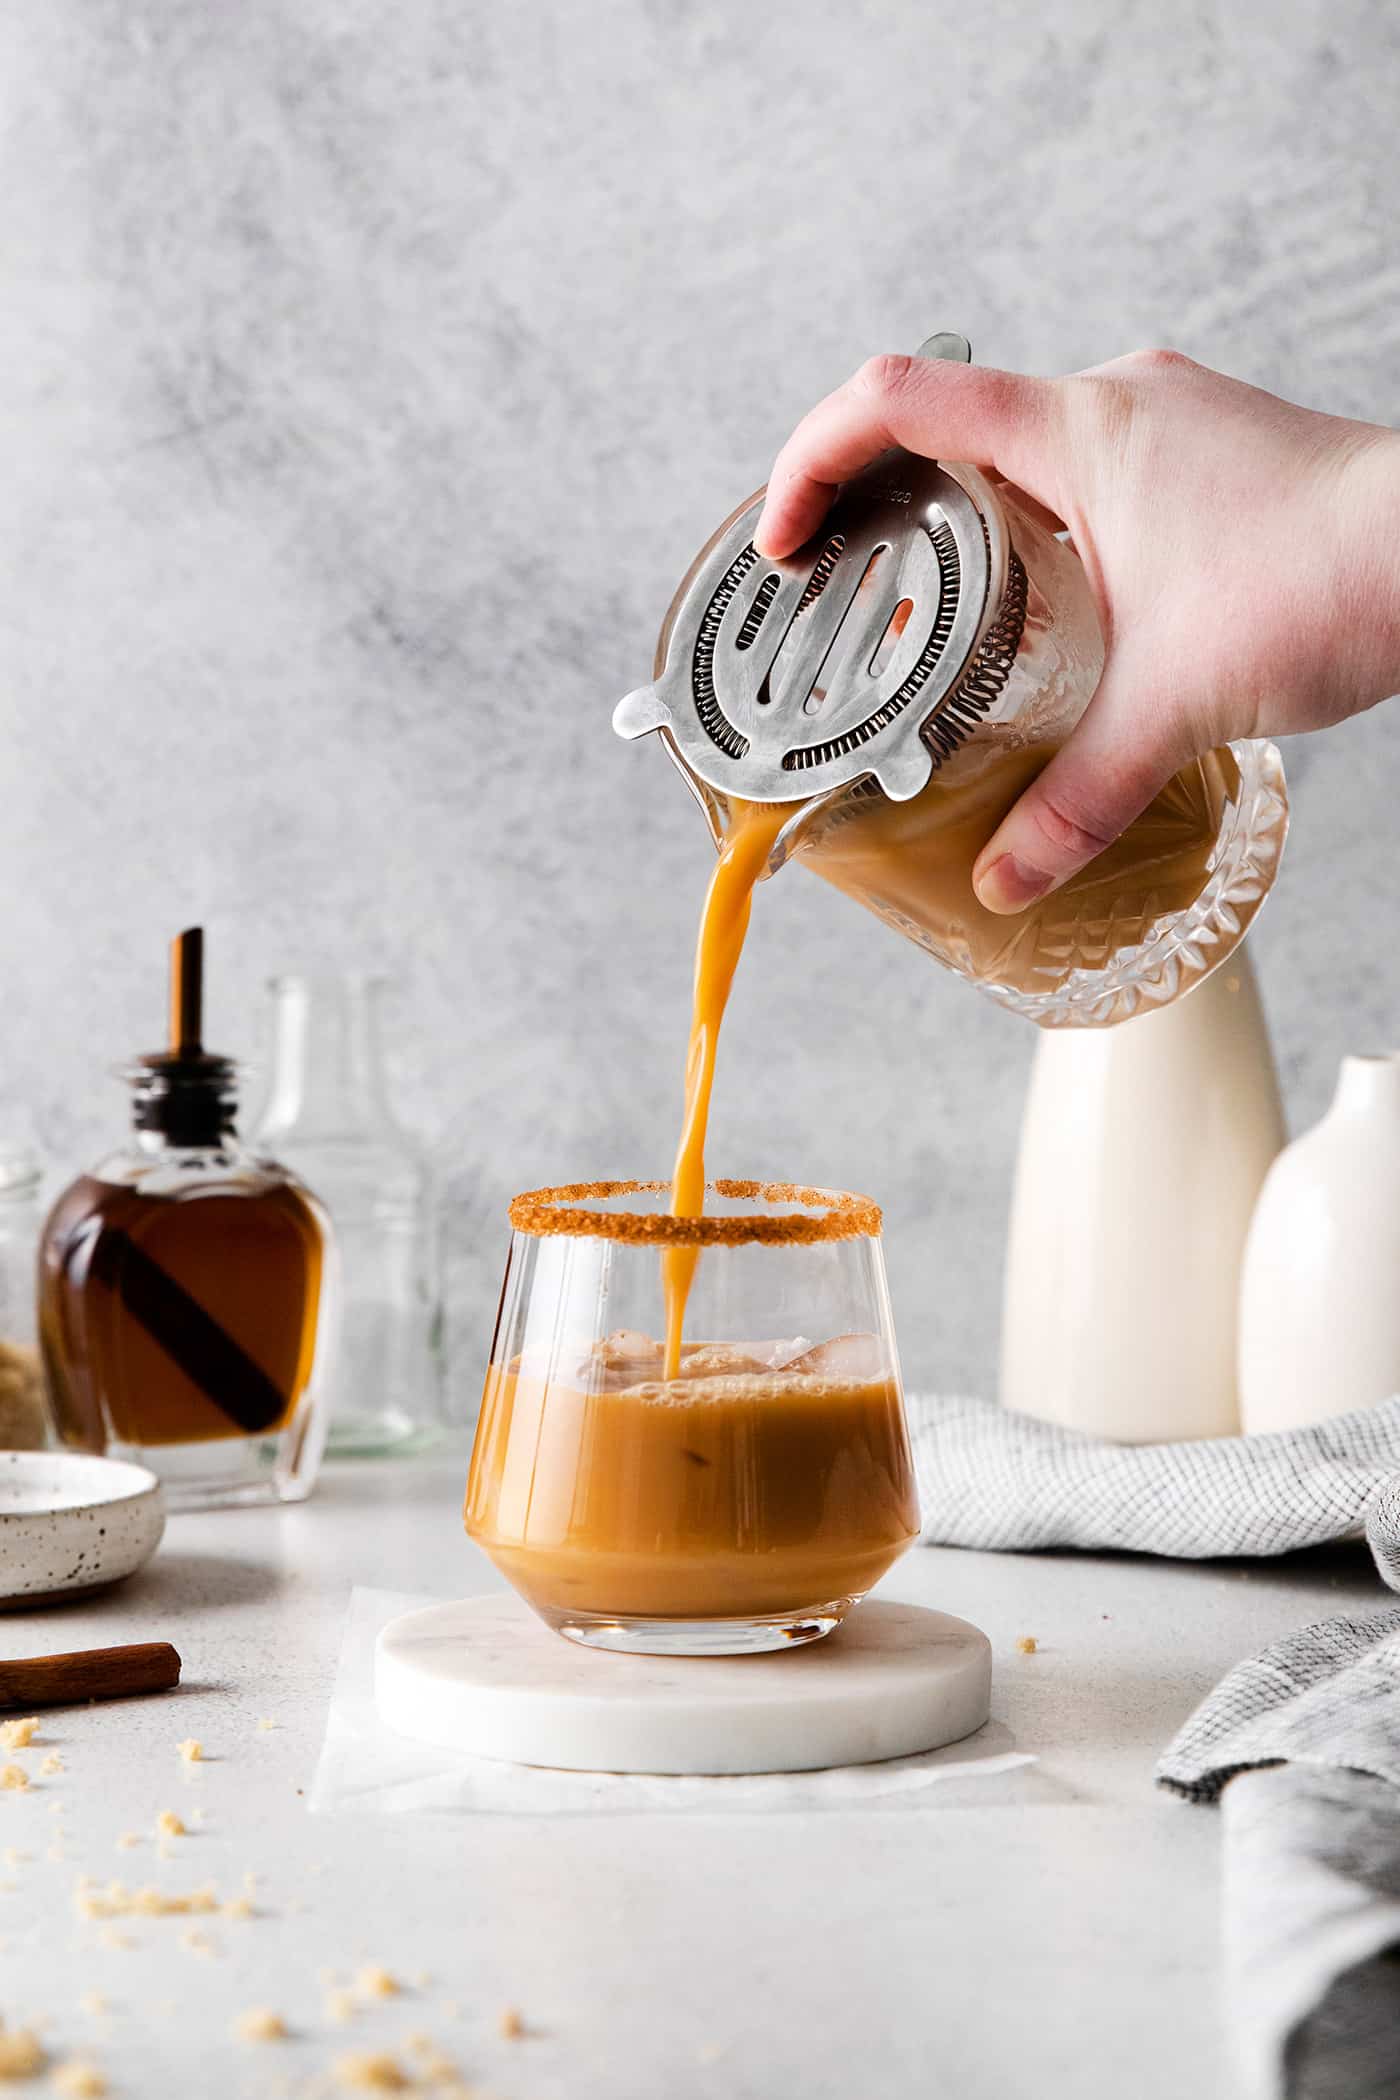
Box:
[785,1333,889,1382]
[677,1343,773,1380]
[595,1330,665,1385]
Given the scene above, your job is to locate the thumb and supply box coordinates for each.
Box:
[971,658,1195,914]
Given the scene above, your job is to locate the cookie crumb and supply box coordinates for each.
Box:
[355,1965,400,2001]
[325,1988,357,2025]
[1016,1635,1038,1655]
[116,1833,140,1852]
[0,1717,37,1752]
[2,1847,27,1869]
[498,2005,524,2041]
[40,1755,63,1777]
[156,1811,186,1838]
[417,2051,461,2085]
[180,1926,215,1957]
[52,2061,107,2096]
[0,2029,46,2077]
[0,1763,29,1792]
[98,1927,133,1951]
[176,1739,203,1764]
[223,1895,254,1921]
[257,1717,278,1731]
[332,2052,411,2092]
[80,1993,108,2018]
[235,2008,287,2043]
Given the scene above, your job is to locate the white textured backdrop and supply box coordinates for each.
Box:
[2,0,1398,1398]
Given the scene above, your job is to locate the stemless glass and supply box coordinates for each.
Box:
[464,1180,920,1656]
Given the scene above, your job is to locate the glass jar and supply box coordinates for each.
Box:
[465,1179,919,1656]
[0,1123,48,1449]
[628,467,1288,1028]
[38,1059,333,1507]
[250,975,445,1455]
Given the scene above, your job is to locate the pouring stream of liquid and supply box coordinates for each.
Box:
[663,799,789,1379]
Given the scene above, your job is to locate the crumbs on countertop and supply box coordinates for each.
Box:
[76,1879,220,1922]
[176,1739,203,1764]
[51,2061,107,2097]
[355,1966,401,2001]
[0,1718,37,1752]
[1016,1635,1038,1655]
[498,2005,525,2040]
[0,1765,29,1793]
[332,2052,412,2091]
[0,2027,46,2078]
[156,1810,186,1838]
[234,2008,287,2043]
[40,1755,63,1777]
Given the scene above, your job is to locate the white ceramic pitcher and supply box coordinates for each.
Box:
[1000,949,1285,1442]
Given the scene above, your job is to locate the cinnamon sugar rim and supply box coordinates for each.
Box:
[507,1179,882,1246]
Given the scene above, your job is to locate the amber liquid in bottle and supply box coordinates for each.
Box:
[37,927,332,1507]
[40,1175,324,1452]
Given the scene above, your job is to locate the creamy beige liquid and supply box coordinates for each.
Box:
[797,741,1239,996]
[465,1334,919,1620]
[663,799,787,1373]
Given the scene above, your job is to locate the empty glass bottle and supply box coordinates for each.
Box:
[250,975,445,1454]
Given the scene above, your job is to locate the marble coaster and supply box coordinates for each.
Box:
[374,1593,992,1775]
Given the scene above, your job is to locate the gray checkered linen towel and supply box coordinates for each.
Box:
[1153,1476,1400,2100]
[908,1390,1400,1556]
[908,1397,1400,2094]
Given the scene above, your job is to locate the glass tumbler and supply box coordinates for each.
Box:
[465,1180,920,1656]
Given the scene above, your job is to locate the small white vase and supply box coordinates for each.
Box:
[1238,1052,1400,1433]
[1000,950,1286,1443]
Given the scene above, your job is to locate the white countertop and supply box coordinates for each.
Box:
[0,1447,1380,2099]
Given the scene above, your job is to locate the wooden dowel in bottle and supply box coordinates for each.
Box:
[0,1643,182,1712]
[169,927,203,1056]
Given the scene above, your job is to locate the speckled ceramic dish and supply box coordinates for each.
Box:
[0,1452,166,1606]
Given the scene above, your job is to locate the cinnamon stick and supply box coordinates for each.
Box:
[0,1643,182,1711]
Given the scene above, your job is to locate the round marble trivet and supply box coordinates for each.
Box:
[374,1594,992,1775]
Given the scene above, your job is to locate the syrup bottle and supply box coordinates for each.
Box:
[37,929,334,1508]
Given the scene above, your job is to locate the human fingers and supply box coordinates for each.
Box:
[754,355,1061,558]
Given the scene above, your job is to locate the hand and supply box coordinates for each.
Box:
[754,350,1400,912]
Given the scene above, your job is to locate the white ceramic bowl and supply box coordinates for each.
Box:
[0,1452,166,1606]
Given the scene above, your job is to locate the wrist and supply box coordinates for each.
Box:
[1330,427,1400,706]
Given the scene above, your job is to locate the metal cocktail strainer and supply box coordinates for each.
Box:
[614,333,1029,841]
